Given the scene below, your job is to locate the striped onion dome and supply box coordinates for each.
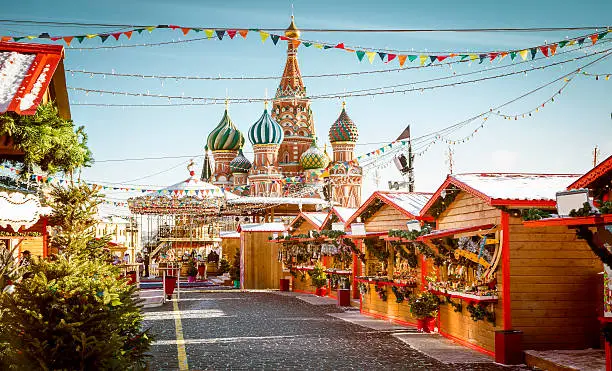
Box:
[300,139,329,170]
[229,149,252,173]
[207,108,245,151]
[329,102,359,143]
[248,105,284,145]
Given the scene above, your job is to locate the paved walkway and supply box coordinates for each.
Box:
[144,290,529,370]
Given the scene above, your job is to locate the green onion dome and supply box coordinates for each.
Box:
[229,149,252,173]
[207,108,245,151]
[329,102,359,143]
[300,139,330,170]
[248,105,284,145]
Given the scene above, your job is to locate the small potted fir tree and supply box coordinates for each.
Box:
[408,291,440,333]
[310,262,328,296]
[229,249,240,288]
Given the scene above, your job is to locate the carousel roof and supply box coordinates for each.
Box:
[0,190,43,232]
[127,162,228,215]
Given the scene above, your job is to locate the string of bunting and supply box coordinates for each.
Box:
[2,23,609,66]
[68,46,611,105]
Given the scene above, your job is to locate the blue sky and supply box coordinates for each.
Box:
[3,0,611,204]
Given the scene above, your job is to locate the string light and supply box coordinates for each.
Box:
[69,47,612,106]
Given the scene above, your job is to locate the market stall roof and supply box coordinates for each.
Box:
[568,154,612,191]
[421,173,582,216]
[0,190,43,232]
[523,214,612,228]
[237,223,286,233]
[345,191,433,226]
[220,231,240,239]
[289,212,328,231]
[320,206,357,231]
[228,196,327,206]
[0,41,69,118]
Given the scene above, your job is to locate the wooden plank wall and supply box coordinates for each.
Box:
[438,192,501,230]
[292,272,316,293]
[241,232,283,289]
[361,281,420,326]
[436,191,503,353]
[509,218,602,350]
[364,204,409,232]
[292,220,316,236]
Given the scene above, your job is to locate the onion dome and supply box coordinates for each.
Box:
[329,102,359,143]
[248,103,284,145]
[229,149,252,174]
[285,15,301,39]
[300,139,330,170]
[207,106,245,151]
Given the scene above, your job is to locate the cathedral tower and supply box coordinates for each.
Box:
[328,102,362,208]
[206,104,245,188]
[271,16,316,177]
[247,103,284,197]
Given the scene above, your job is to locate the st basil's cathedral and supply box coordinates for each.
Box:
[201,17,363,209]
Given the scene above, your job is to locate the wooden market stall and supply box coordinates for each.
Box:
[521,155,612,369]
[238,223,286,290]
[343,191,433,322]
[419,173,601,363]
[220,231,240,263]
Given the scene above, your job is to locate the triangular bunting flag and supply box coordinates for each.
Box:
[510,51,517,60]
[469,54,478,61]
[398,55,407,67]
[519,49,529,60]
[205,29,215,39]
[135,28,144,34]
[63,36,74,46]
[378,52,387,61]
[408,55,417,62]
[239,29,248,38]
[335,43,345,49]
[192,28,202,32]
[76,36,86,43]
[577,37,585,45]
[259,31,269,43]
[314,43,323,49]
[419,55,428,65]
[559,40,568,48]
[489,53,498,61]
[38,32,50,39]
[437,55,448,62]
[303,42,312,47]
[270,34,279,45]
[430,55,437,63]
[292,39,301,48]
[99,34,109,43]
[366,51,376,63]
[549,44,557,56]
[1,36,12,42]
[279,36,289,41]
[387,53,396,62]
[598,32,608,40]
[124,31,133,39]
[181,28,191,36]
[323,45,333,49]
[227,29,237,39]
[460,55,469,61]
[568,40,576,46]
[145,26,156,33]
[86,34,98,39]
[539,46,549,57]
[111,32,121,40]
[530,47,537,59]
[500,52,508,60]
[216,30,225,40]
[478,54,486,64]
[356,50,366,61]
[168,25,179,30]
[590,34,598,45]
[26,35,36,40]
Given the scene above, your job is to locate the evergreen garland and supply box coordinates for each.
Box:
[599,201,612,214]
[569,202,594,217]
[359,199,385,222]
[364,239,389,263]
[358,282,369,296]
[374,285,387,301]
[428,186,460,217]
[521,208,552,221]
[392,242,419,268]
[466,303,496,325]
[443,296,463,313]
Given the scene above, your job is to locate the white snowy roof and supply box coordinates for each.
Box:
[0,43,64,115]
[237,223,286,233]
[220,231,240,239]
[228,197,327,206]
[333,207,357,222]
[301,212,328,228]
[378,192,433,217]
[156,176,225,199]
[452,173,581,201]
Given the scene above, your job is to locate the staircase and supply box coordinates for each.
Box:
[149,240,170,259]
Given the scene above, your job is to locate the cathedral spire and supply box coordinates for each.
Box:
[275,16,305,99]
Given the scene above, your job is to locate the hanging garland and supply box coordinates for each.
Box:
[391,285,412,303]
[343,238,365,263]
[358,281,369,296]
[374,285,387,301]
[521,208,552,221]
[442,296,463,313]
[358,199,385,222]
[466,303,496,325]
[364,238,389,263]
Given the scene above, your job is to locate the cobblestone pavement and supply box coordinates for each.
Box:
[144,290,530,370]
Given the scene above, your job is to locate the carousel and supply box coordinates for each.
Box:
[128,160,232,288]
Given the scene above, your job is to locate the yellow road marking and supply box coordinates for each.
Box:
[172,300,189,371]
